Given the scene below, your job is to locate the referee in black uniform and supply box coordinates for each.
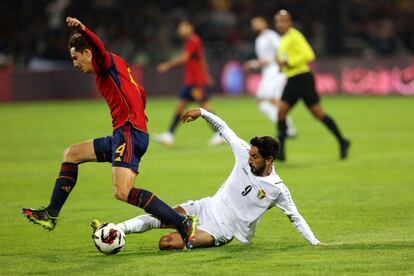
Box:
[274,10,350,160]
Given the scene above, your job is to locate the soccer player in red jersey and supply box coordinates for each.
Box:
[154,19,223,146]
[22,17,197,249]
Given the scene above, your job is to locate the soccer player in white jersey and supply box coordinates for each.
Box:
[244,16,296,137]
[92,108,321,249]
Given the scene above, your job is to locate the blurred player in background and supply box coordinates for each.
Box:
[22,17,197,249]
[275,10,351,160]
[244,16,297,138]
[154,19,223,146]
[93,108,321,250]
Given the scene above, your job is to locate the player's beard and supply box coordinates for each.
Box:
[250,163,266,176]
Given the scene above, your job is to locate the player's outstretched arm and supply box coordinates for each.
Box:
[243,59,270,71]
[157,52,189,73]
[181,108,241,148]
[66,16,111,69]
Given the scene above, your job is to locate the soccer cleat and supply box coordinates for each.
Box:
[21,208,57,231]
[178,215,198,250]
[340,139,351,159]
[90,219,102,233]
[209,132,225,146]
[153,132,174,147]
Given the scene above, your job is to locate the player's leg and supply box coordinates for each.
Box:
[276,101,291,161]
[22,140,97,230]
[112,126,197,249]
[158,206,215,250]
[276,76,301,160]
[302,73,351,159]
[154,86,193,146]
[274,183,320,245]
[159,229,215,250]
[270,98,297,138]
[308,103,351,159]
[112,167,196,249]
[117,214,162,234]
[257,99,277,122]
[110,205,186,236]
[155,100,189,145]
[256,76,279,123]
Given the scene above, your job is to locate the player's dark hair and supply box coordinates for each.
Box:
[178,17,193,26]
[68,33,91,52]
[250,136,280,161]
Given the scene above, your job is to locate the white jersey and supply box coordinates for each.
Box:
[255,29,286,99]
[200,109,319,244]
[123,110,319,246]
[255,29,281,75]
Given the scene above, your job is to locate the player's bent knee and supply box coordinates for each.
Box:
[278,110,287,121]
[113,186,129,202]
[63,145,81,163]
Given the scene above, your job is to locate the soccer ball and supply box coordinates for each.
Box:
[92,223,126,255]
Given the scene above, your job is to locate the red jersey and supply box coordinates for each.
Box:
[81,27,147,132]
[183,34,208,86]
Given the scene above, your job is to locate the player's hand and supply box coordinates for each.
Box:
[243,60,260,71]
[66,17,85,31]
[181,109,202,123]
[157,63,170,73]
[243,61,251,72]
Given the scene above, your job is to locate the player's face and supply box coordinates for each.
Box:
[70,48,93,74]
[177,22,192,39]
[275,14,291,34]
[248,146,267,176]
[251,18,266,34]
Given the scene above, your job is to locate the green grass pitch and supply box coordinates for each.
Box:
[0,96,413,275]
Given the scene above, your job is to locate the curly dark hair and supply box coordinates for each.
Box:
[68,33,91,52]
[250,136,280,161]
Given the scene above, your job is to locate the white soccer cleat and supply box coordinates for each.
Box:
[209,132,225,146]
[153,132,174,147]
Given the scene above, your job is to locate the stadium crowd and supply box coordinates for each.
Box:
[0,0,413,67]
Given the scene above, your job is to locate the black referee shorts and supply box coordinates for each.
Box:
[281,72,320,107]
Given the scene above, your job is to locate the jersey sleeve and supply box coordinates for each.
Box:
[273,184,320,245]
[80,27,111,71]
[200,108,250,157]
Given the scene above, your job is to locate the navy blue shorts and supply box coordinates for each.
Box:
[179,85,209,102]
[93,123,149,174]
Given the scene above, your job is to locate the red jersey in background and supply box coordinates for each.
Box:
[183,34,208,86]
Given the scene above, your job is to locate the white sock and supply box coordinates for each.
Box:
[258,101,277,123]
[117,215,161,234]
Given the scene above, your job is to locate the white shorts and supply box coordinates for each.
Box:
[256,71,286,100]
[179,198,234,246]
